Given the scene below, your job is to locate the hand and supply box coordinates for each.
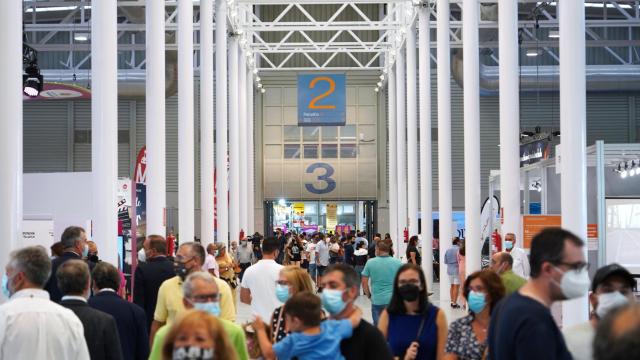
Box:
[252,316,266,332]
[404,342,419,360]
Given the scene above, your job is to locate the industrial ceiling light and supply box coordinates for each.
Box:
[23,64,43,97]
[548,30,560,39]
[526,49,540,57]
[374,87,379,93]
[621,163,628,179]
[261,88,266,94]
[257,83,262,89]
[255,76,261,82]
[253,68,258,75]
[630,161,637,177]
[376,81,382,87]
[74,32,90,42]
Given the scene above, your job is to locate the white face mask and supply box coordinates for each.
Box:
[554,266,591,300]
[596,291,630,319]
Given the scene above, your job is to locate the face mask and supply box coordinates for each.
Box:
[82,244,89,258]
[275,284,290,303]
[193,301,222,317]
[505,241,514,250]
[397,284,420,302]
[468,291,487,313]
[596,291,629,319]
[554,267,591,300]
[2,273,12,299]
[321,289,347,315]
[175,262,189,281]
[138,248,146,262]
[172,346,214,360]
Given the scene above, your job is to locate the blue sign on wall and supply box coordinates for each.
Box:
[298,73,346,126]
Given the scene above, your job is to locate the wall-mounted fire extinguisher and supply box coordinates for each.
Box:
[403,228,409,243]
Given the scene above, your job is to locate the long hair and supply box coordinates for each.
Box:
[386,264,430,315]
[162,310,237,360]
[280,266,315,294]
[463,270,505,314]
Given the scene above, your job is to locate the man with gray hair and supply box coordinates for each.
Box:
[0,246,89,359]
[58,260,123,360]
[148,271,249,360]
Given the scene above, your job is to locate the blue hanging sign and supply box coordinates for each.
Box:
[297,73,346,126]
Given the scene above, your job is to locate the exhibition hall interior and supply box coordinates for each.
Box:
[1,1,640,360]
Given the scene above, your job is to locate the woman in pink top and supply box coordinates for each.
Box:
[457,245,466,309]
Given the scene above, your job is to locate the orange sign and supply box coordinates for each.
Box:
[587,224,598,239]
[522,215,562,248]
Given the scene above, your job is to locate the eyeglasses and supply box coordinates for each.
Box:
[189,293,221,302]
[174,256,194,265]
[398,279,421,287]
[555,261,589,272]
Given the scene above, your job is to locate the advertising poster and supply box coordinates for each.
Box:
[134,147,147,237]
[22,220,55,248]
[520,140,551,167]
[297,73,346,126]
[326,203,338,231]
[522,215,562,248]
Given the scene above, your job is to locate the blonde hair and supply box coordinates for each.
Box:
[280,266,315,294]
[162,310,237,360]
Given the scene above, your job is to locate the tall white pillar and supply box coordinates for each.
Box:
[388,66,398,256]
[178,0,195,243]
[463,0,481,273]
[560,0,589,327]
[247,67,255,234]
[418,4,433,290]
[239,46,248,235]
[229,36,240,242]
[396,46,407,253]
[406,19,419,239]
[92,0,118,264]
[146,0,166,237]
[215,0,229,244]
[200,0,215,246]
[0,0,23,285]
[437,0,452,304]
[498,0,521,245]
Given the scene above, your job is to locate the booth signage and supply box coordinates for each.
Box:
[297,74,346,126]
[520,140,551,167]
[522,215,562,248]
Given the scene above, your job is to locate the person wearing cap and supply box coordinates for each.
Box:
[562,263,636,360]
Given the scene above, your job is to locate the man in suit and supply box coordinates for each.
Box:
[58,260,123,360]
[90,262,149,360]
[133,235,175,330]
[45,226,95,303]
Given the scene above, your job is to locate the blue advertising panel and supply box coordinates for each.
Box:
[298,73,346,126]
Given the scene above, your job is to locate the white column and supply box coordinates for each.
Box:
[239,45,248,235]
[200,0,214,246]
[229,36,240,242]
[418,4,433,290]
[146,0,166,237]
[462,0,481,273]
[215,0,229,244]
[92,0,118,264]
[406,19,419,239]
[247,67,255,234]
[388,66,398,256]
[560,0,589,327]
[437,0,452,304]
[498,0,521,243]
[396,46,407,253]
[178,0,195,243]
[0,0,23,284]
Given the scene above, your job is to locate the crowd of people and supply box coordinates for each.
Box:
[0,225,638,360]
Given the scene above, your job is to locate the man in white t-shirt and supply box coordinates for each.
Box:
[240,236,283,321]
[204,244,220,278]
[504,233,530,279]
[306,238,318,282]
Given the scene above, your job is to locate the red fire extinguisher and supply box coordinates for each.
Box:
[403,228,409,243]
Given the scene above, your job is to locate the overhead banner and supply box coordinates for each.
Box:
[297,73,346,126]
[520,140,551,167]
[326,203,338,231]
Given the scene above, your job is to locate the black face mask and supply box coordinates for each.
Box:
[175,262,189,281]
[398,284,420,302]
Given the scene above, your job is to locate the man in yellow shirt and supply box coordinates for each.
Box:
[150,242,236,345]
[491,252,526,295]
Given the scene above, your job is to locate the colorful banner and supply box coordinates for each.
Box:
[297,73,346,126]
[520,140,551,167]
[134,147,147,237]
[326,203,338,231]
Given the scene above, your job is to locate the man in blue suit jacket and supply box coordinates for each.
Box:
[89,261,149,360]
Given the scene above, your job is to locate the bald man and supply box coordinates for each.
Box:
[491,252,526,295]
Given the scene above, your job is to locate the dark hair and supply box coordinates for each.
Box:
[147,235,167,254]
[356,242,366,250]
[459,245,466,257]
[408,235,418,247]
[498,252,513,267]
[9,246,52,288]
[326,263,360,289]
[60,226,85,249]
[56,260,89,295]
[530,228,585,278]
[452,237,461,246]
[92,262,121,291]
[262,236,280,254]
[50,242,65,257]
[593,303,640,360]
[387,264,430,315]
[463,270,505,314]
[283,291,322,327]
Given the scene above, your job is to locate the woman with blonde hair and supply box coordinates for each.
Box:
[162,310,237,360]
[270,266,315,342]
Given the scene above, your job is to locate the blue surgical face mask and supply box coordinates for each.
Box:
[505,241,514,250]
[321,289,347,315]
[82,244,89,258]
[275,284,290,303]
[468,290,487,314]
[2,273,12,299]
[193,301,221,317]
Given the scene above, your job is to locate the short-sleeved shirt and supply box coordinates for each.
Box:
[487,292,572,360]
[240,260,283,321]
[445,314,486,360]
[361,255,402,305]
[340,319,393,360]
[500,270,526,295]
[204,254,220,277]
[148,318,249,360]
[154,276,236,324]
[316,241,330,266]
[273,319,353,360]
[306,243,317,264]
[444,246,460,276]
[406,245,422,265]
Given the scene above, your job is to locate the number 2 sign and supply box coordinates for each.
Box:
[297,73,346,126]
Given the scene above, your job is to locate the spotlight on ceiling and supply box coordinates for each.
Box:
[549,30,560,39]
[74,32,90,42]
[260,88,266,94]
[621,163,628,179]
[526,49,540,57]
[23,64,43,97]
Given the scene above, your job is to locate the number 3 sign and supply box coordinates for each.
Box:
[297,74,346,126]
